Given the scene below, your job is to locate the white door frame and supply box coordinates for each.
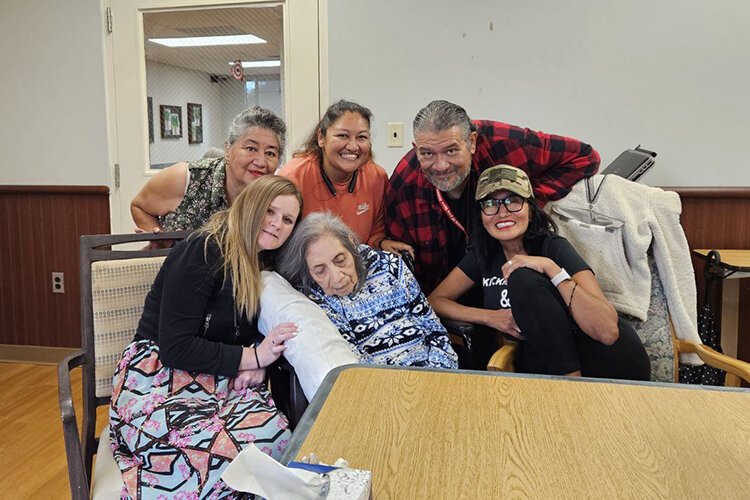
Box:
[103,0,327,233]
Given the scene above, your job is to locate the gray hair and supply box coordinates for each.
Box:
[226,106,287,155]
[277,212,368,295]
[412,100,477,141]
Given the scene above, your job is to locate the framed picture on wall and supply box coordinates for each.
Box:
[147,97,154,143]
[160,105,182,139]
[187,103,203,144]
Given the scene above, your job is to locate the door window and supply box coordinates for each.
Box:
[142,6,284,169]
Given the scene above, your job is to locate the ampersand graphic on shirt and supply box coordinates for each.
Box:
[500,289,511,308]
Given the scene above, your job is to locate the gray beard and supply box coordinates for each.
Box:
[426,168,470,193]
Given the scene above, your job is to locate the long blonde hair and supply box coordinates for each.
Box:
[201,175,302,319]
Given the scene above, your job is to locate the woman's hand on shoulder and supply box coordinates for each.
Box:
[233,368,265,391]
[502,255,557,280]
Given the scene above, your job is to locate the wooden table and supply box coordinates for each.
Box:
[283,365,750,499]
[693,249,750,274]
[693,249,750,359]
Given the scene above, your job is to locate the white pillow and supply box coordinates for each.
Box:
[258,271,358,400]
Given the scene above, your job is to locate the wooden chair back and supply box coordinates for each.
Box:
[59,231,187,499]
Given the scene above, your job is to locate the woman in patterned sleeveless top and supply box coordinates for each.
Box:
[131,106,286,235]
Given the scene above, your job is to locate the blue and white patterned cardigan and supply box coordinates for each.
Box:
[307,245,458,369]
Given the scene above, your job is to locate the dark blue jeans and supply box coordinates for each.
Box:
[508,268,651,381]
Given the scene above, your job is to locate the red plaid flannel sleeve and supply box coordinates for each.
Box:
[475,120,600,203]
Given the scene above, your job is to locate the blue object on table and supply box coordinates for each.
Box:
[287,461,339,474]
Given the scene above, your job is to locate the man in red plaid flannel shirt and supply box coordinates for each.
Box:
[385,100,600,295]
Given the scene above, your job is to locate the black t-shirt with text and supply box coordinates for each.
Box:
[457,234,590,310]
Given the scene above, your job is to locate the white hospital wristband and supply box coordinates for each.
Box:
[551,268,571,287]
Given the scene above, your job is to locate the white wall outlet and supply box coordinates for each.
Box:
[52,272,65,294]
[387,122,404,148]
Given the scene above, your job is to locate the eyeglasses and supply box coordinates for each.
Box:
[479,195,525,215]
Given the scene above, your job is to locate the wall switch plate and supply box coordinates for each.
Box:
[387,122,404,148]
[52,272,65,294]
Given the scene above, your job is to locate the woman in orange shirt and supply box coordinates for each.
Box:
[279,100,412,256]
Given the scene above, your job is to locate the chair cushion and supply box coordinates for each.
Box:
[91,426,125,499]
[630,253,675,382]
[91,257,166,398]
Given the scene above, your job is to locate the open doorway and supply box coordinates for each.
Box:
[107,0,320,233]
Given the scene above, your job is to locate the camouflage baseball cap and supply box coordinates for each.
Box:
[475,164,534,200]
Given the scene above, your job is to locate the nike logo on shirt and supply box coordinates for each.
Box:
[356,203,370,215]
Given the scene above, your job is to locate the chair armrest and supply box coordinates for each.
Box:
[58,350,85,422]
[442,319,475,351]
[268,357,309,430]
[674,338,750,387]
[57,350,90,500]
[441,319,476,336]
[487,342,518,372]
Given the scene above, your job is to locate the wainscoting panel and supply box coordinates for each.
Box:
[666,188,750,364]
[0,186,110,348]
[1,185,746,360]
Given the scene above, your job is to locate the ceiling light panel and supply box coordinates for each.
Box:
[149,34,266,47]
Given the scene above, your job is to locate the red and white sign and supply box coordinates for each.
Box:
[231,60,244,81]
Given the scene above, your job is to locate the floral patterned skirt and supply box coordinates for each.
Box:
[109,339,290,499]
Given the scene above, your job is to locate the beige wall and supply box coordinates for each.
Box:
[0,0,109,186]
[327,0,750,187]
[2,1,750,188]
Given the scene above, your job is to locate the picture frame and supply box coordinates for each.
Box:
[147,97,154,143]
[160,105,182,139]
[187,103,203,144]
